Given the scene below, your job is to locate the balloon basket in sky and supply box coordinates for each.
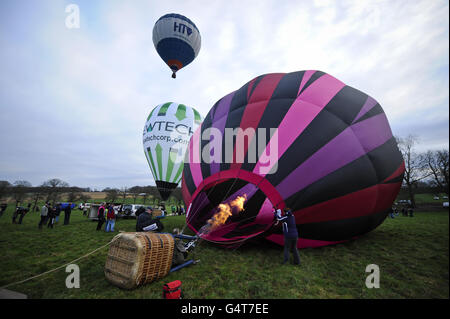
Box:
[181,70,405,249]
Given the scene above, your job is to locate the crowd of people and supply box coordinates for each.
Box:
[2,201,186,232]
[95,202,117,232]
[170,205,186,216]
[0,201,75,228]
[38,202,73,229]
[389,203,414,218]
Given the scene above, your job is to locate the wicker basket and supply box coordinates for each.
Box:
[104,232,174,289]
[152,209,163,217]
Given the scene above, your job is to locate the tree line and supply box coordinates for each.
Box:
[1,136,447,210]
[396,135,449,207]
[100,186,183,206]
[0,178,183,210]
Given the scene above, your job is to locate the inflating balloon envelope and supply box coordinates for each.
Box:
[143,102,202,201]
[182,70,405,248]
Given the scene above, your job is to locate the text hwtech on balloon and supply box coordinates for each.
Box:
[144,125,280,175]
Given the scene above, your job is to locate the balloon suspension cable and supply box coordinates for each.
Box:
[179,181,219,237]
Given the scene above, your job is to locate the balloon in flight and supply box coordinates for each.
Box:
[153,13,201,78]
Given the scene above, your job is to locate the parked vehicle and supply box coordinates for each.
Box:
[88,204,120,220]
[79,203,91,210]
[443,202,449,208]
[397,200,411,205]
[60,203,76,209]
[122,204,145,217]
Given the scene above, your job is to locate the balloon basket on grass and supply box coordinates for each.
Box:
[104,232,197,290]
[104,232,174,289]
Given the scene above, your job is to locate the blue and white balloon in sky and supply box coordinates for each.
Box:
[153,13,201,78]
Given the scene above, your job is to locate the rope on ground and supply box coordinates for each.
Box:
[0,239,115,290]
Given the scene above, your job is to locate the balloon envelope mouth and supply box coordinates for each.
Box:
[186,171,283,244]
[167,59,183,71]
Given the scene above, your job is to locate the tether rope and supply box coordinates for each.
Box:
[0,239,115,290]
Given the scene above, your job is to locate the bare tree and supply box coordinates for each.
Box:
[140,189,149,205]
[30,186,46,211]
[0,180,11,202]
[78,193,91,204]
[129,186,141,204]
[143,186,160,206]
[67,190,80,203]
[148,186,160,206]
[119,187,128,204]
[105,188,119,203]
[396,135,432,207]
[172,188,184,207]
[42,178,69,205]
[423,150,449,196]
[11,180,32,207]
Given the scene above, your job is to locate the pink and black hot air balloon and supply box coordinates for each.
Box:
[182,70,405,248]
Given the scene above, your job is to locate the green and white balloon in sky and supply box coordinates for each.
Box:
[143,102,202,201]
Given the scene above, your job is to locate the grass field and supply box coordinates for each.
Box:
[0,204,448,299]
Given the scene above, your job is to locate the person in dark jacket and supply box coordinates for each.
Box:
[408,205,414,217]
[275,207,300,265]
[96,203,106,231]
[55,203,62,224]
[401,206,408,216]
[0,203,7,217]
[136,207,164,232]
[12,203,20,224]
[64,202,72,225]
[16,203,31,224]
[47,204,56,228]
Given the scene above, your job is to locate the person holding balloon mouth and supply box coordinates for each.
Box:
[274,207,301,266]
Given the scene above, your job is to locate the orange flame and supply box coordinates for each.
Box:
[207,194,247,231]
[230,194,246,213]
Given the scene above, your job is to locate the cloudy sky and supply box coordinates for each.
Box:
[0,0,448,190]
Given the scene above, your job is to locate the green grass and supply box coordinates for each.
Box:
[0,204,448,299]
[413,193,448,205]
[396,193,448,205]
